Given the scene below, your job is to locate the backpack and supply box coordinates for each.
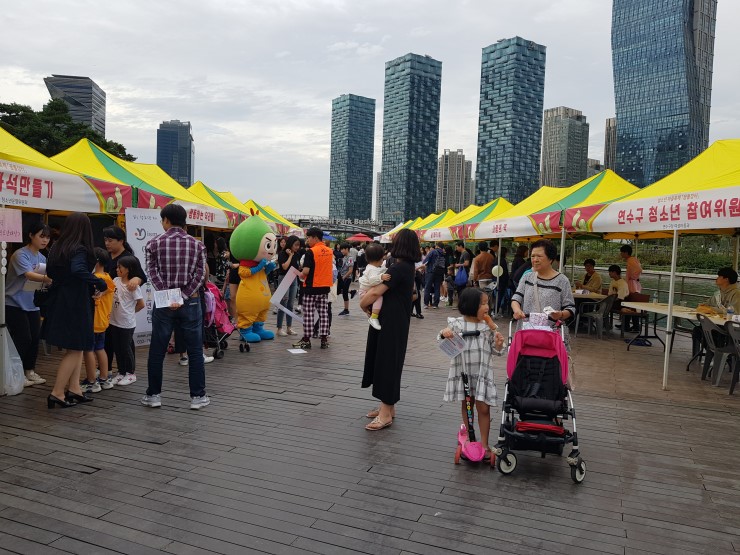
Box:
[433,248,446,274]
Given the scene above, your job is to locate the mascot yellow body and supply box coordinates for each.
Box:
[230,213,277,343]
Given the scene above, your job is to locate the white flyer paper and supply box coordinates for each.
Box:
[153,288,183,308]
[438,333,466,358]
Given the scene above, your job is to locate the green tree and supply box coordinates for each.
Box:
[0,99,136,161]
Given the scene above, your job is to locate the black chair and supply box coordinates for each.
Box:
[697,314,734,385]
[724,321,740,394]
[575,294,617,340]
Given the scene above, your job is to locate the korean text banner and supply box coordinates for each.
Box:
[590,187,740,233]
[0,159,103,213]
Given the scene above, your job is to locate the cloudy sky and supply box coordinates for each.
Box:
[2,0,739,217]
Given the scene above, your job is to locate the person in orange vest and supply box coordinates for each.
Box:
[293,227,334,350]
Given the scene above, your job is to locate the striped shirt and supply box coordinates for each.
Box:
[145,227,206,299]
[512,272,576,324]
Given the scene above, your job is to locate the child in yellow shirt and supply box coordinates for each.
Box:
[82,248,116,392]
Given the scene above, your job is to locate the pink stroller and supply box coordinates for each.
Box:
[204,281,236,359]
[493,321,586,483]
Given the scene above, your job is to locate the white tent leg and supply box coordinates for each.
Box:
[495,237,503,314]
[662,230,679,390]
[559,226,566,271]
[572,236,576,282]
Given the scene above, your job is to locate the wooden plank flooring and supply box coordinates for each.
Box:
[1,305,739,554]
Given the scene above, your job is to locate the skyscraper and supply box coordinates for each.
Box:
[378,53,442,222]
[540,107,589,188]
[44,75,106,136]
[604,117,617,171]
[328,94,375,220]
[375,172,382,221]
[475,37,546,205]
[612,0,717,186]
[436,149,473,212]
[156,120,195,188]
[587,159,604,178]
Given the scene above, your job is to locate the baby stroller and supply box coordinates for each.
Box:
[493,317,586,483]
[204,281,236,359]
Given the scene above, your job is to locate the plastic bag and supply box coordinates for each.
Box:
[3,333,25,396]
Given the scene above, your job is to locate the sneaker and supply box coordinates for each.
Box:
[350,290,357,299]
[98,377,114,390]
[178,356,189,366]
[117,374,137,386]
[338,309,349,316]
[23,377,34,388]
[295,306,302,314]
[190,395,210,410]
[141,394,162,408]
[320,338,329,349]
[368,318,381,331]
[110,374,125,385]
[203,354,214,364]
[293,338,311,349]
[277,328,287,337]
[28,371,46,385]
[81,379,102,393]
[286,327,297,336]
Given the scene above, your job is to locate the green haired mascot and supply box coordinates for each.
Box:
[230,210,277,342]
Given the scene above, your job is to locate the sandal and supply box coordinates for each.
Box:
[366,407,396,419]
[365,417,392,431]
[483,449,492,462]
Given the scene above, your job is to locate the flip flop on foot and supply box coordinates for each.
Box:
[365,417,392,431]
[366,407,395,419]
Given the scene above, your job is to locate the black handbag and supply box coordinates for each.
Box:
[33,272,50,316]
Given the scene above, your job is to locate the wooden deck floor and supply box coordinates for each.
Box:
[0,306,738,554]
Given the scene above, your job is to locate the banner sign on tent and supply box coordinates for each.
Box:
[0,208,22,242]
[125,208,163,346]
[0,160,102,213]
[176,201,229,228]
[588,187,740,233]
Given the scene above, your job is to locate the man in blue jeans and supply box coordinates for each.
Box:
[141,204,209,410]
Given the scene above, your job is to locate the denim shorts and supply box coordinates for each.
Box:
[92,332,106,351]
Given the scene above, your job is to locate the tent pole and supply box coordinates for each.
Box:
[571,236,576,283]
[558,226,566,271]
[662,230,679,391]
[495,237,502,315]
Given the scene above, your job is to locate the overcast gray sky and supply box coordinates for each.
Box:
[2,0,738,217]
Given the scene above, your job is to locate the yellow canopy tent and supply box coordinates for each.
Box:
[0,129,131,214]
[188,181,245,229]
[412,209,458,241]
[240,199,303,236]
[425,198,515,242]
[379,218,419,243]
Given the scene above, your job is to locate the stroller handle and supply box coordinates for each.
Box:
[461,330,481,337]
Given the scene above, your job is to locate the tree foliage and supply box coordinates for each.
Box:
[0,99,136,161]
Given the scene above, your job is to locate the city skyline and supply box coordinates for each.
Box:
[540,106,589,188]
[156,120,196,188]
[44,74,106,136]
[2,1,739,216]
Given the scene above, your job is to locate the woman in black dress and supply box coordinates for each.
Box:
[360,229,421,430]
[44,213,107,408]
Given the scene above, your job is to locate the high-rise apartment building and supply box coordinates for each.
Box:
[587,159,604,178]
[328,94,375,220]
[378,53,442,222]
[540,107,589,188]
[604,117,617,171]
[612,0,717,186]
[44,75,106,136]
[475,37,546,205]
[375,172,382,221]
[436,149,473,212]
[156,120,195,188]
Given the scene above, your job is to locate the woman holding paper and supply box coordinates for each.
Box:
[5,220,52,387]
[276,236,301,336]
[43,213,107,408]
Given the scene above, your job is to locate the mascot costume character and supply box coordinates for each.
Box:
[230,212,277,343]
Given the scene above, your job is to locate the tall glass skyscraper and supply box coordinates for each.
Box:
[475,37,546,205]
[540,107,589,188]
[603,117,617,171]
[378,53,442,222]
[44,75,106,136]
[329,94,375,220]
[612,0,717,187]
[156,120,195,188]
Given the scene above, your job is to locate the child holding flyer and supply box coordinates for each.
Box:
[358,244,391,330]
[108,256,145,386]
[81,248,116,392]
[439,287,505,460]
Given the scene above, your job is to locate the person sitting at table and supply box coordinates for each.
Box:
[690,268,740,356]
[607,264,629,305]
[574,259,602,293]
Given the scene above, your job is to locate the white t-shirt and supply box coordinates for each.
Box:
[110,277,143,329]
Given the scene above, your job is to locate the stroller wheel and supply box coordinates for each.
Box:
[454,445,462,465]
[496,452,517,475]
[220,339,229,350]
[239,343,244,353]
[214,349,224,360]
[571,459,586,484]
